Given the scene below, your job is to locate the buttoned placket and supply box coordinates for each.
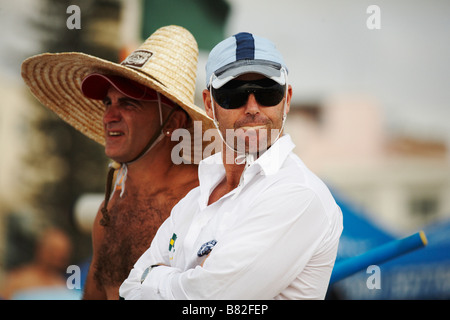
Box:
[180,136,292,267]
[181,166,259,268]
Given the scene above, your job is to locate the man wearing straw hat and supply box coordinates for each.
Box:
[120,32,342,299]
[21,25,215,299]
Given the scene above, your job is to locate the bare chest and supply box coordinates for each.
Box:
[94,188,177,287]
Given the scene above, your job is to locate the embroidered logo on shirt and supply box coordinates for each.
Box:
[140,267,150,284]
[197,240,218,257]
[169,233,177,251]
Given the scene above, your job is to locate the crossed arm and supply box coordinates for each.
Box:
[120,186,341,300]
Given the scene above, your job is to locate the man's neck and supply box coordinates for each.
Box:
[207,152,245,206]
[222,160,245,191]
[207,146,248,205]
[122,141,178,184]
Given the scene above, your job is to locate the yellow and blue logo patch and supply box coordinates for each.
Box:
[168,233,177,251]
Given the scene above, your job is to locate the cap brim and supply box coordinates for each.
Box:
[81,73,177,106]
[211,60,286,89]
[82,73,154,101]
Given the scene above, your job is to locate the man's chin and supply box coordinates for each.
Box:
[105,149,126,163]
[235,129,279,154]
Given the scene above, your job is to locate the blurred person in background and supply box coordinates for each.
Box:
[120,32,343,299]
[0,228,76,299]
[21,25,214,299]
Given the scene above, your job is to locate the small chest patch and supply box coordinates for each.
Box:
[197,240,218,257]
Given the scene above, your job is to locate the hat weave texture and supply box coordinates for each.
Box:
[21,25,213,145]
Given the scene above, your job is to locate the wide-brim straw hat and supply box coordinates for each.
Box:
[21,25,214,146]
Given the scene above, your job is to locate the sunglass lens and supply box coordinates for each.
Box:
[212,89,245,109]
[228,92,250,109]
[212,79,285,109]
[256,88,285,107]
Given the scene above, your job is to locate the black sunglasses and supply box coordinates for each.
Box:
[212,78,286,110]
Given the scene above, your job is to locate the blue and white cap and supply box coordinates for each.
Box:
[206,32,288,89]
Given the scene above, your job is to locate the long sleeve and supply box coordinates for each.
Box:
[174,186,336,299]
[120,184,341,300]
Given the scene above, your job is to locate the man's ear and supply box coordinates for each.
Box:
[285,85,292,115]
[163,108,188,134]
[203,89,214,120]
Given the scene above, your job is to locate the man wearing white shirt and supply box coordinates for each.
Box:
[120,32,343,300]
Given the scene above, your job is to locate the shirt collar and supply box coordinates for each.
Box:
[197,134,295,208]
[253,133,295,176]
[198,152,225,208]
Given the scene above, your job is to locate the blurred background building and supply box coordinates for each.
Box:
[0,0,449,299]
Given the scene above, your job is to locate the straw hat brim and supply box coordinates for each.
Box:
[21,52,214,146]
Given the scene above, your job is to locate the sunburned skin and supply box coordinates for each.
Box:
[86,162,199,300]
[94,187,177,289]
[82,86,203,300]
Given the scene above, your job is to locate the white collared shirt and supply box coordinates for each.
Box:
[119,134,343,300]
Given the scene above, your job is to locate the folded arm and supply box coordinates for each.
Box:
[120,186,338,299]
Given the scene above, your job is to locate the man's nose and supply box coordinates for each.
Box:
[103,104,121,124]
[243,93,260,115]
